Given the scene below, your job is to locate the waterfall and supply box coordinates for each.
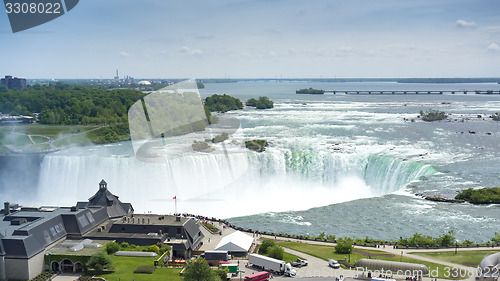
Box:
[27,142,438,217]
[363,154,437,195]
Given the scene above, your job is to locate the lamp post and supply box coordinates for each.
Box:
[400,251,403,262]
[455,239,459,254]
[238,270,245,281]
[348,248,351,263]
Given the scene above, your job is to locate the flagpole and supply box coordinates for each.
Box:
[174,196,177,214]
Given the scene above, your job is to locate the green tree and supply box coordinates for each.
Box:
[492,232,500,244]
[438,230,455,247]
[105,241,120,254]
[87,251,112,271]
[267,245,284,260]
[147,245,160,253]
[214,268,229,281]
[258,239,276,255]
[246,98,258,107]
[183,258,221,281]
[204,94,243,113]
[335,240,353,254]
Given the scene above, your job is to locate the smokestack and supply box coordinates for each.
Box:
[4,202,10,215]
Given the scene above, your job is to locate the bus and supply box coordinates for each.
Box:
[244,271,271,281]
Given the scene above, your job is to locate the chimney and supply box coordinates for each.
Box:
[4,202,10,215]
[175,216,181,222]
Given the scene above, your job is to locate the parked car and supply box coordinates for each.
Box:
[328,258,340,269]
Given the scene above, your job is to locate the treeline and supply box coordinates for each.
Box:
[0,83,145,125]
[398,78,500,83]
[455,187,500,204]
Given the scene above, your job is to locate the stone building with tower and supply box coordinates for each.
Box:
[0,180,203,280]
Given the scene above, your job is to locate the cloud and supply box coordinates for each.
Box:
[366,49,376,56]
[180,46,202,55]
[119,51,130,57]
[487,43,500,52]
[338,46,353,52]
[456,19,476,28]
[195,35,215,40]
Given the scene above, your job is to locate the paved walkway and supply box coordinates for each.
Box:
[249,234,494,281]
[50,273,81,281]
[199,221,237,251]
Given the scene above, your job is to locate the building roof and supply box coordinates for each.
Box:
[0,207,106,258]
[354,259,430,275]
[0,180,133,259]
[215,231,253,253]
[77,179,132,218]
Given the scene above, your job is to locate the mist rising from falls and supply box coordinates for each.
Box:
[31,143,437,218]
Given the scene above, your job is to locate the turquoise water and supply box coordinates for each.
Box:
[199,81,500,241]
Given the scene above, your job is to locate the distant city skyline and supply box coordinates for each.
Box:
[1,0,499,79]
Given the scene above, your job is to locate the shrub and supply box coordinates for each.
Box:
[134,265,156,274]
[267,245,284,260]
[87,251,112,270]
[492,232,500,244]
[147,245,160,254]
[105,242,120,254]
[120,242,129,248]
[335,241,353,254]
[258,239,276,255]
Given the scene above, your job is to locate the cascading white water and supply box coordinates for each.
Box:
[33,143,436,218]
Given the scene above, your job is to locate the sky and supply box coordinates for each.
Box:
[0,0,499,79]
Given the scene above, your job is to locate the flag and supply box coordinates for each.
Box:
[173,196,176,199]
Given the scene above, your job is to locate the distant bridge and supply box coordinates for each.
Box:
[323,90,500,95]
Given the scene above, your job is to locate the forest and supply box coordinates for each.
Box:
[0,83,145,125]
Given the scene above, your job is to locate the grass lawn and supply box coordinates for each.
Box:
[95,255,183,281]
[0,124,104,150]
[278,241,470,279]
[30,135,50,144]
[0,124,99,138]
[26,143,51,151]
[410,250,498,267]
[0,133,32,147]
[282,252,302,263]
[52,133,93,147]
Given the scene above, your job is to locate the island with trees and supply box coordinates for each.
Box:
[245,96,274,109]
[245,139,269,152]
[455,187,500,204]
[296,88,325,95]
[419,110,447,122]
[204,94,243,113]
